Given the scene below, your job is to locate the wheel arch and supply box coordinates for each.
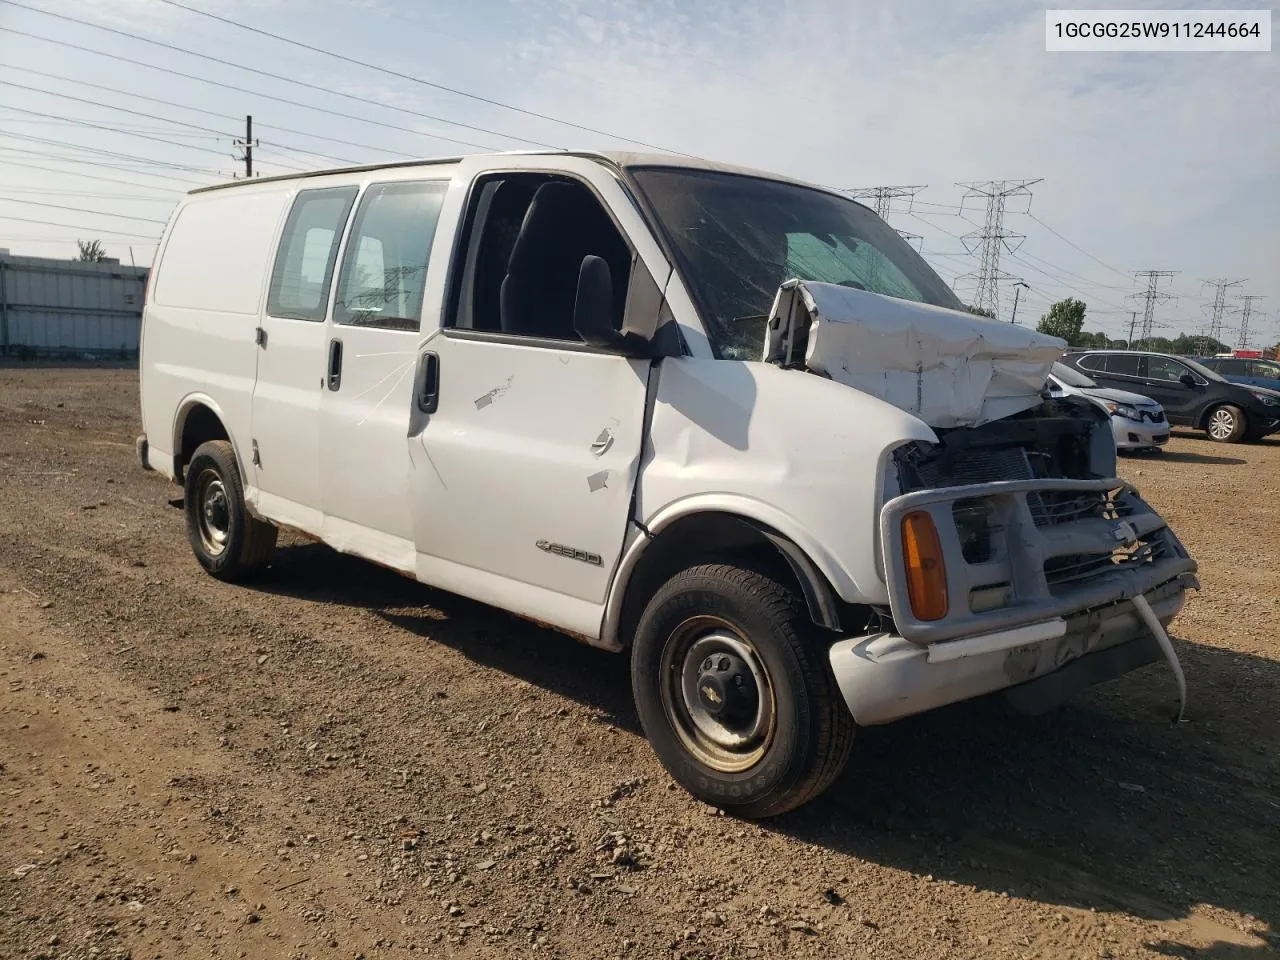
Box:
[602,503,868,652]
[172,394,238,484]
[1198,401,1248,433]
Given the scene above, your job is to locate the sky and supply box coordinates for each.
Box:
[0,0,1276,344]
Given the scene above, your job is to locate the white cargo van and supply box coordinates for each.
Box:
[138,151,1198,816]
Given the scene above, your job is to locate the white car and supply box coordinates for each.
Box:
[1046,362,1170,452]
[136,151,1198,817]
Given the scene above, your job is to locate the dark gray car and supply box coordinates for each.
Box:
[1060,350,1280,443]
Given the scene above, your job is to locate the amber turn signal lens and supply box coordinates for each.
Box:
[902,510,949,621]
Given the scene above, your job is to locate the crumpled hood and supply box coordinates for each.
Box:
[763,281,1068,428]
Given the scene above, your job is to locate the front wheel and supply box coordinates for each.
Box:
[184,440,277,582]
[1205,404,1247,443]
[630,562,853,818]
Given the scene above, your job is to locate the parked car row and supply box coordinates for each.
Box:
[1059,350,1280,445]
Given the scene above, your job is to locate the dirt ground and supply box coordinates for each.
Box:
[0,366,1276,960]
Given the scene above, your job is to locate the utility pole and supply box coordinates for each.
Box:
[1201,278,1246,350]
[1127,310,1137,348]
[956,179,1042,320]
[233,115,258,179]
[1236,294,1265,349]
[1011,281,1029,324]
[1127,270,1177,348]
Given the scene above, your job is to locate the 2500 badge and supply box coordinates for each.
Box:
[536,540,603,566]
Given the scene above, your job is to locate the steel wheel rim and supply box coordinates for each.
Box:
[194,468,231,556]
[1209,408,1235,439]
[658,615,777,773]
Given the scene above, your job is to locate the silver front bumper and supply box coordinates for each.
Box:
[829,574,1193,725]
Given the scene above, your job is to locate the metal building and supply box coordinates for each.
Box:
[0,253,149,359]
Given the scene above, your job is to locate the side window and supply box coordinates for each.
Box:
[449,174,633,341]
[267,186,358,321]
[1253,360,1280,379]
[333,180,447,332]
[1217,358,1248,376]
[1077,353,1106,372]
[1105,353,1141,376]
[1146,356,1188,381]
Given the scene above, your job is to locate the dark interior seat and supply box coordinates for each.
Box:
[499,182,629,339]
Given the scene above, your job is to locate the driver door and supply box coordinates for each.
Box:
[405,167,666,638]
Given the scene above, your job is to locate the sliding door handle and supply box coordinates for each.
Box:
[327,338,343,391]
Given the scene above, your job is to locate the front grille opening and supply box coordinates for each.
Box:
[952,498,998,564]
[1043,535,1170,595]
[1034,490,1135,528]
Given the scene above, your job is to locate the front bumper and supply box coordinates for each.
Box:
[828,573,1194,725]
[1111,415,1168,449]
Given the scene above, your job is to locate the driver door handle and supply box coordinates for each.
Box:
[418,352,440,413]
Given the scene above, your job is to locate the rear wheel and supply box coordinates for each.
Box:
[184,440,277,581]
[630,562,853,818]
[1205,404,1247,443]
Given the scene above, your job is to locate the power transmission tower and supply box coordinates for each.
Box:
[844,184,926,249]
[845,185,927,221]
[955,179,1042,319]
[1127,270,1177,347]
[233,114,258,178]
[1236,294,1265,349]
[1201,278,1246,350]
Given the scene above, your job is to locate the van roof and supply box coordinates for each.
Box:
[186,149,841,198]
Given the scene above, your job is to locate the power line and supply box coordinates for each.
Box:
[0,79,238,139]
[0,80,363,167]
[0,214,161,239]
[1024,212,1130,279]
[0,6,552,150]
[0,27,498,153]
[955,179,1042,319]
[0,187,175,201]
[0,130,218,178]
[0,198,168,225]
[151,0,690,155]
[0,63,424,160]
[0,156,192,193]
[0,103,234,160]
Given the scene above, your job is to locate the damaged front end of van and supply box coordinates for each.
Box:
[762,280,1199,725]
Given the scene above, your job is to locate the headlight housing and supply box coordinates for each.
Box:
[1250,391,1280,407]
[1105,401,1140,419]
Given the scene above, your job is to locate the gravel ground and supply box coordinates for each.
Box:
[1,366,1276,960]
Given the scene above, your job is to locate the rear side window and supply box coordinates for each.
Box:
[333,181,447,331]
[1253,360,1280,379]
[1076,354,1106,372]
[267,186,358,321]
[1105,353,1141,376]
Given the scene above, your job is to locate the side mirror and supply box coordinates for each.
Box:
[1179,373,1197,387]
[573,255,650,356]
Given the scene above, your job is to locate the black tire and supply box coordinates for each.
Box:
[630,562,854,818]
[184,440,277,582]
[1204,404,1247,443]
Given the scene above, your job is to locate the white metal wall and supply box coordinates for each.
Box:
[0,254,149,357]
